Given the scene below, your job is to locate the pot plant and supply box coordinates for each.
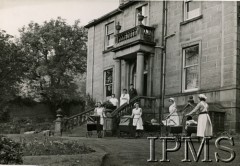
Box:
[102,101,115,117]
[137,13,144,24]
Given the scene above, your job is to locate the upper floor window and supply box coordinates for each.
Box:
[182,45,199,92]
[104,68,113,98]
[184,0,201,20]
[105,22,114,48]
[136,5,148,25]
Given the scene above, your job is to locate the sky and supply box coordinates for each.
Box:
[0,0,119,37]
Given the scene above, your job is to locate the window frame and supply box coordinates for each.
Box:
[105,21,115,49]
[183,0,201,21]
[135,3,149,26]
[182,42,201,93]
[103,68,114,98]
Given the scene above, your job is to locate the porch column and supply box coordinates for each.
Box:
[121,60,127,90]
[148,54,154,96]
[114,59,121,100]
[136,52,144,96]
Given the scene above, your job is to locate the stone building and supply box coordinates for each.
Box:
[85,0,240,133]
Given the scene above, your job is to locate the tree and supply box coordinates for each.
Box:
[0,30,28,115]
[18,17,87,113]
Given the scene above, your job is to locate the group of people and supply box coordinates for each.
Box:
[108,84,138,108]
[94,83,213,138]
[93,84,140,124]
[163,94,213,137]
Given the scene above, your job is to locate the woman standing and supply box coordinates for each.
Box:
[94,102,106,126]
[162,98,180,126]
[131,102,143,137]
[186,94,212,137]
[120,89,130,106]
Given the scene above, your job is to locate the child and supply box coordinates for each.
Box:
[185,116,197,136]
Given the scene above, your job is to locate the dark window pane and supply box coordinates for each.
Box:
[185,66,198,90]
[106,85,112,97]
[185,45,199,66]
[107,22,114,34]
[105,69,113,84]
[186,1,200,12]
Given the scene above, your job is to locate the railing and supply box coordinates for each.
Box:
[111,96,156,120]
[66,107,95,130]
[115,25,155,45]
[65,96,156,131]
[116,27,138,43]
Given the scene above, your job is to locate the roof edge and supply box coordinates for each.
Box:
[85,1,137,28]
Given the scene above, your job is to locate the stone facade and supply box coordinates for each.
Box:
[85,1,240,133]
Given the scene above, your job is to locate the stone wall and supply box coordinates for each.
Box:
[164,1,239,132]
[86,1,163,102]
[86,1,240,132]
[8,103,84,122]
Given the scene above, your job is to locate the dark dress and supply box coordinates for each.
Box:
[129,88,138,100]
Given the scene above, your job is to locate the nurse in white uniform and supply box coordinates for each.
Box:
[120,89,130,106]
[162,98,180,126]
[94,102,105,125]
[186,94,212,137]
[131,102,143,137]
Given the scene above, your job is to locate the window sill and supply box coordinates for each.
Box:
[180,15,203,26]
[182,88,199,93]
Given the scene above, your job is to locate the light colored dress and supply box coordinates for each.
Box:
[109,97,118,106]
[120,94,130,106]
[131,108,144,130]
[188,101,213,137]
[162,103,180,126]
[94,107,105,125]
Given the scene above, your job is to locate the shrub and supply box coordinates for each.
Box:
[0,135,23,164]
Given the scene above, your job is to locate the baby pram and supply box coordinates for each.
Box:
[118,115,136,137]
[86,115,103,138]
[143,120,162,137]
[163,114,198,140]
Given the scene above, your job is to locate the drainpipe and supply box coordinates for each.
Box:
[92,26,95,96]
[160,0,167,123]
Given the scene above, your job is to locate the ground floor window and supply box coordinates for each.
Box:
[104,68,113,98]
[182,44,199,92]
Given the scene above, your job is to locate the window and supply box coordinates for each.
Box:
[105,22,114,48]
[136,5,148,25]
[184,0,201,20]
[104,68,113,97]
[183,45,199,92]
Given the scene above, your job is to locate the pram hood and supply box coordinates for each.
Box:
[87,115,100,124]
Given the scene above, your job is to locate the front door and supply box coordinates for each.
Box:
[143,73,148,96]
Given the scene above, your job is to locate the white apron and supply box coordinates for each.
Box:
[197,103,213,137]
[95,107,104,125]
[162,104,180,126]
[132,108,143,130]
